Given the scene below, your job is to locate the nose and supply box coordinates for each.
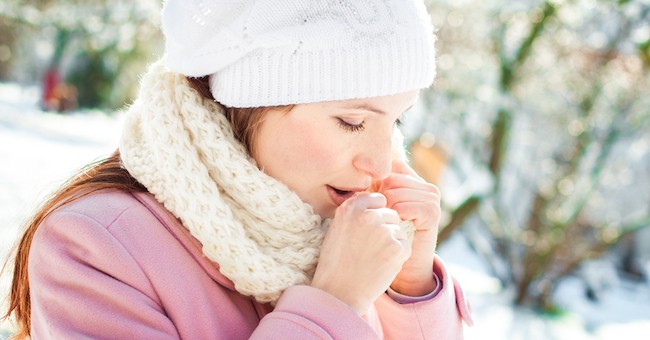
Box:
[353,134,393,180]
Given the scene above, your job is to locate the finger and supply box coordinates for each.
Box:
[346,192,387,210]
[373,161,424,192]
[398,235,413,261]
[364,207,401,225]
[391,159,421,178]
[383,188,440,209]
[380,175,440,196]
[384,223,408,241]
[392,201,440,230]
[382,224,412,262]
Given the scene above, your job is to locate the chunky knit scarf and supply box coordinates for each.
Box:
[120,61,413,304]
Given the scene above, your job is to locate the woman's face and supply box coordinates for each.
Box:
[254,90,419,218]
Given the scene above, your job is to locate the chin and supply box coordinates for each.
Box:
[313,206,336,219]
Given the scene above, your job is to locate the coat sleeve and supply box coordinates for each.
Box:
[28,210,180,339]
[251,257,473,340]
[251,285,380,339]
[373,256,473,340]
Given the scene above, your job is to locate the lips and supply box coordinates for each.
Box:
[326,185,364,206]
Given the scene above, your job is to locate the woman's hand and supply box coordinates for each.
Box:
[311,193,412,315]
[374,159,441,297]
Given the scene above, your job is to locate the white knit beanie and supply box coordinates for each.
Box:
[162,0,436,108]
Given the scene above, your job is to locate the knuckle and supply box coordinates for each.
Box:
[426,183,441,195]
[336,199,355,216]
[372,192,388,206]
[359,192,387,207]
[362,209,380,223]
[421,202,437,215]
[424,190,439,201]
[383,236,402,254]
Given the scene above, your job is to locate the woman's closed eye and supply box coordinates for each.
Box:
[337,118,365,133]
[337,117,402,133]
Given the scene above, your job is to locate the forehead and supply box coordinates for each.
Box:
[296,90,420,115]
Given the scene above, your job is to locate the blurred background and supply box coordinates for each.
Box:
[1,0,649,339]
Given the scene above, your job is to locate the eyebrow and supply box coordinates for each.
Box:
[344,103,415,115]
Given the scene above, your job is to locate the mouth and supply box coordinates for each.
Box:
[326,185,365,206]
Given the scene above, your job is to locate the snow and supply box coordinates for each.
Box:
[439,234,650,340]
[0,83,122,257]
[1,82,649,339]
[0,83,123,338]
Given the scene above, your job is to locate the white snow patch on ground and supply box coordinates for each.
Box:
[439,233,650,340]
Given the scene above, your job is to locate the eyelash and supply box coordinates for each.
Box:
[337,119,365,132]
[336,118,403,133]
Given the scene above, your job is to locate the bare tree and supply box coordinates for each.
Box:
[0,0,162,108]
[413,0,650,310]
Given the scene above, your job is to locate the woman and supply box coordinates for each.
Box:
[2,0,473,338]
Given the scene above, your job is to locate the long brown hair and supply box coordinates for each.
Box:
[1,75,289,338]
[1,151,146,339]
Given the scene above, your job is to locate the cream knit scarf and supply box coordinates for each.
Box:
[120,61,413,305]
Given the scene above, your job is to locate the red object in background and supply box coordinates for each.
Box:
[40,67,77,112]
[42,67,61,110]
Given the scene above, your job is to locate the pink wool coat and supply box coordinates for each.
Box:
[28,190,473,339]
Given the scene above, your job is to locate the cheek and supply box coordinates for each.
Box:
[258,117,345,182]
[281,120,341,171]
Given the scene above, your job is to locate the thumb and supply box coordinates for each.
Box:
[347,192,388,210]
